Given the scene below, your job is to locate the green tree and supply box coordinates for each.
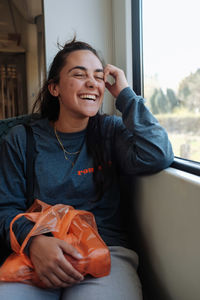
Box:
[150,88,170,114]
[178,69,200,112]
[166,88,179,111]
[156,89,170,113]
[149,89,159,114]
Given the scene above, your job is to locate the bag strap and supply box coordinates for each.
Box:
[24,124,36,208]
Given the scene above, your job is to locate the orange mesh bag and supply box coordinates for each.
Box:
[0,199,111,287]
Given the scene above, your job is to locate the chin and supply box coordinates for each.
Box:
[83,109,100,117]
[88,111,99,117]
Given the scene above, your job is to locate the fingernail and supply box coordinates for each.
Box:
[76,253,83,259]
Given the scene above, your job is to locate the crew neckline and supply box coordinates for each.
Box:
[34,118,87,140]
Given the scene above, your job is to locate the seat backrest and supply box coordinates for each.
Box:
[0,114,36,264]
[0,114,39,145]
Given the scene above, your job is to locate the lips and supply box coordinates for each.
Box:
[79,94,97,101]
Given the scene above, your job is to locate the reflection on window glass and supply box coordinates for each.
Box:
[143,0,200,162]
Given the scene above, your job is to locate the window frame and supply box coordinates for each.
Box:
[131,0,200,176]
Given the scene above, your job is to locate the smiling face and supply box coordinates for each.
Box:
[48,50,105,126]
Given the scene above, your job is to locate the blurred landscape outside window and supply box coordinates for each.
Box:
[143,0,200,162]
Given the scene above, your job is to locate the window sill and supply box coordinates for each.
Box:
[171,157,200,177]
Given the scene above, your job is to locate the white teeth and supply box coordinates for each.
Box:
[80,94,97,100]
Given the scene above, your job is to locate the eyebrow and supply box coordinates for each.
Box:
[68,66,104,73]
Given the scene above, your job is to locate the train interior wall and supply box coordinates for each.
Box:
[132,168,200,300]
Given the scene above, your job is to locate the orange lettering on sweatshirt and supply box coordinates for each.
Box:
[77,161,112,176]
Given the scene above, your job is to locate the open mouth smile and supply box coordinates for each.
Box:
[79,94,97,101]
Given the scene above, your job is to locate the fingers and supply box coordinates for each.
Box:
[104,64,129,98]
[104,64,123,81]
[39,265,83,289]
[39,273,75,289]
[38,274,54,288]
[39,254,83,288]
[30,235,84,289]
[59,239,83,260]
[105,81,112,90]
[58,244,84,282]
[56,262,83,283]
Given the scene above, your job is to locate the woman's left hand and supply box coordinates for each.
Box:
[104,64,129,98]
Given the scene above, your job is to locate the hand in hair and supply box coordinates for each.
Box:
[29,235,84,288]
[104,64,129,98]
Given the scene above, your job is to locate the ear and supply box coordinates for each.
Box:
[48,82,59,97]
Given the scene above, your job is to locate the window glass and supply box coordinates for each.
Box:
[143,0,200,162]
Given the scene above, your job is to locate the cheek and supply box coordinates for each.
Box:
[69,80,81,90]
[99,81,105,91]
[100,84,105,96]
[69,82,75,88]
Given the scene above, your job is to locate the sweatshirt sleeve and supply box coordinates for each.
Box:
[113,87,174,174]
[0,125,34,251]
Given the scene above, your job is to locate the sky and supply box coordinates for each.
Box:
[143,0,200,91]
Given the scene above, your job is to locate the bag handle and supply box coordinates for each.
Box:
[9,202,73,254]
[9,211,41,254]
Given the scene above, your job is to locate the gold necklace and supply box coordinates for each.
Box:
[54,125,81,166]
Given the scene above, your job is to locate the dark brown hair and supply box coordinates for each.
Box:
[32,37,113,201]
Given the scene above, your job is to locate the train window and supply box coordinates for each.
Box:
[142,0,200,164]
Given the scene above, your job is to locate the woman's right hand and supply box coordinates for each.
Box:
[29,235,84,288]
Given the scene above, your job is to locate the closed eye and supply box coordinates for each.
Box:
[74,73,85,78]
[73,72,104,81]
[95,76,104,81]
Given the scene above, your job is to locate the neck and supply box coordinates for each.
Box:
[54,114,89,133]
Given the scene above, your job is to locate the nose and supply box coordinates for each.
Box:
[85,76,97,88]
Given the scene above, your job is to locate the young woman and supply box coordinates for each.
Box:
[0,38,174,299]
